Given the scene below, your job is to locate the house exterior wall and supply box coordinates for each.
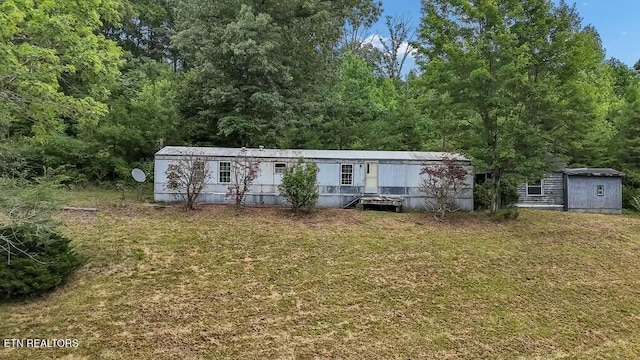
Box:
[154,156,474,211]
[514,171,623,214]
[516,172,564,210]
[566,176,622,214]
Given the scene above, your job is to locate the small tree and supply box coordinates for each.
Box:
[165,151,211,210]
[226,148,261,210]
[279,158,319,215]
[419,156,469,218]
[0,177,83,301]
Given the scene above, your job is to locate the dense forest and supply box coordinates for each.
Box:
[1,0,639,210]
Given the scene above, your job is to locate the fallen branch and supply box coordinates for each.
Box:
[62,207,98,212]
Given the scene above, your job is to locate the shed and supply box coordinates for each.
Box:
[154,146,474,211]
[516,168,625,214]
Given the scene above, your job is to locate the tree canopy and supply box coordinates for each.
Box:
[0,0,638,210]
[415,0,609,212]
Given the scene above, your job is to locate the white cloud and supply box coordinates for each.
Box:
[398,41,418,57]
[363,34,385,49]
[363,34,418,58]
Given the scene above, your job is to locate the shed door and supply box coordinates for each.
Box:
[365,162,378,193]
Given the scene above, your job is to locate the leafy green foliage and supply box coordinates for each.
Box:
[89,58,181,166]
[0,223,83,301]
[279,158,319,214]
[473,183,491,212]
[416,0,608,213]
[317,53,426,151]
[0,0,637,213]
[0,0,122,142]
[491,206,520,222]
[632,195,640,213]
[613,83,640,186]
[173,0,385,147]
[623,186,640,211]
[0,177,69,224]
[102,0,176,63]
[0,177,81,301]
[474,178,520,211]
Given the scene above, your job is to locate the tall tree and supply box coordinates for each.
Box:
[338,0,383,73]
[378,14,416,82]
[416,0,607,213]
[173,0,382,147]
[612,82,640,191]
[102,0,178,66]
[86,58,182,165]
[322,52,383,149]
[606,58,638,98]
[0,0,122,143]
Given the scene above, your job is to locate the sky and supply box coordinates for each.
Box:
[373,0,640,73]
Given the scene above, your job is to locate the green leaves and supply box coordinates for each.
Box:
[279,157,319,214]
[415,0,608,211]
[0,0,122,142]
[173,0,386,148]
[174,2,294,146]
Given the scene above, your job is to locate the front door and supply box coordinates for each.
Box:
[365,162,378,193]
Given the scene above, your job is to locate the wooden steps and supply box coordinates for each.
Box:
[355,195,404,213]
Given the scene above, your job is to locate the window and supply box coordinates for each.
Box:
[274,163,286,175]
[597,185,605,196]
[341,164,353,185]
[475,173,492,184]
[526,180,543,196]
[219,161,231,183]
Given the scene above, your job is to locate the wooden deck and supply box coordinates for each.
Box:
[355,195,404,213]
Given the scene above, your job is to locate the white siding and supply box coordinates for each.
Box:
[317,163,340,186]
[154,155,474,210]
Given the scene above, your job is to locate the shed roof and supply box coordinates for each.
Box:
[563,168,625,177]
[155,146,470,162]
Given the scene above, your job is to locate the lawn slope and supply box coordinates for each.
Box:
[1,197,639,359]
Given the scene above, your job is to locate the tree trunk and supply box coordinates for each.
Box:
[490,170,502,214]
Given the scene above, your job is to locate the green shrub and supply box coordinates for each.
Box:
[0,224,83,301]
[279,158,319,214]
[623,185,640,210]
[632,195,640,212]
[474,178,520,210]
[0,140,43,179]
[501,180,520,207]
[491,206,520,222]
[474,182,492,210]
[0,176,81,301]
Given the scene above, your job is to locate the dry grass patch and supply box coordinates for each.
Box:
[1,193,640,359]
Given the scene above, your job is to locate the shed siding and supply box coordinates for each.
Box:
[516,172,564,209]
[566,176,622,214]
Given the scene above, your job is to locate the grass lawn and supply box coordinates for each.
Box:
[1,190,640,359]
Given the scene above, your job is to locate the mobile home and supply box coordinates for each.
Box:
[154,146,474,211]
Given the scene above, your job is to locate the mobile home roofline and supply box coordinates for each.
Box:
[155,146,470,162]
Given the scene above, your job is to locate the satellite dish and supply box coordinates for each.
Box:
[131,168,146,183]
